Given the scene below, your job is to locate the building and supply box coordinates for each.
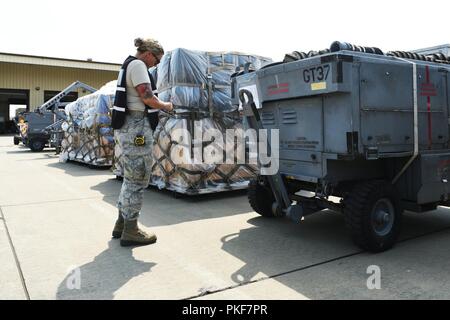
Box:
[0,52,120,133]
[412,44,450,56]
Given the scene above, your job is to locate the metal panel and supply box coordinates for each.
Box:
[360,62,413,151]
[263,97,325,180]
[360,62,413,109]
[417,151,450,203]
[280,149,322,182]
[360,62,449,152]
[323,93,353,153]
[273,97,324,152]
[257,58,352,102]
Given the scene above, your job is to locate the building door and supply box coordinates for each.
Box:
[0,89,29,134]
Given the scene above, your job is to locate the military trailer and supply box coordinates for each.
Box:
[17,111,63,151]
[15,81,96,152]
[232,41,450,252]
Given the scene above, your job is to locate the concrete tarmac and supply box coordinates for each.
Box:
[1,135,449,300]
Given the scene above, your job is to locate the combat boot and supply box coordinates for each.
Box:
[120,219,157,247]
[112,212,124,239]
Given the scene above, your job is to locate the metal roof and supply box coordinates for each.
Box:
[0,52,121,71]
[412,44,450,56]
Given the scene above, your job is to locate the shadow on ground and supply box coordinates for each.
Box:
[6,149,55,154]
[13,153,59,161]
[56,240,156,300]
[91,178,252,228]
[217,208,450,299]
[46,161,114,177]
[220,211,353,283]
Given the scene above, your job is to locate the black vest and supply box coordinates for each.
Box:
[111,56,159,130]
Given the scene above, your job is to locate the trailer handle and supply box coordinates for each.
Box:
[392,58,419,185]
[239,89,292,214]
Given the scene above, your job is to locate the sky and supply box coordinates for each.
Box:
[1,0,449,63]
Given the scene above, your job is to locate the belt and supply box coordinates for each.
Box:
[128,110,146,116]
[128,109,159,115]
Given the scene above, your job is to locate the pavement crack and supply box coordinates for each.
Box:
[183,250,363,300]
[0,206,31,300]
[1,195,117,208]
[183,225,450,300]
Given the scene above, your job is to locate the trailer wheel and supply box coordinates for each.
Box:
[13,136,20,145]
[29,139,45,152]
[248,178,277,217]
[344,180,402,253]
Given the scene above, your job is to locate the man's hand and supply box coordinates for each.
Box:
[164,102,174,113]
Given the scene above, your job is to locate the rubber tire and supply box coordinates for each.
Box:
[248,178,277,217]
[29,139,45,152]
[13,136,20,145]
[344,180,402,253]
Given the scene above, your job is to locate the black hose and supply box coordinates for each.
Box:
[330,41,384,55]
[387,50,450,64]
[281,41,450,66]
[283,48,330,63]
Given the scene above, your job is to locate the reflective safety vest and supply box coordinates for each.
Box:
[111,55,159,130]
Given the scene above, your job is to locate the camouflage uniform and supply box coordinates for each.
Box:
[115,111,154,221]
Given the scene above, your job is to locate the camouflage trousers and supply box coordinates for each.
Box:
[115,111,154,221]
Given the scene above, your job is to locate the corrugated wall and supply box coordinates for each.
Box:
[0,62,118,109]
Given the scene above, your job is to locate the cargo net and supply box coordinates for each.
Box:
[152,112,258,194]
[113,48,272,194]
[59,81,116,167]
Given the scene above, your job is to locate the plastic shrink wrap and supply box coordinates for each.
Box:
[114,48,271,194]
[59,81,116,166]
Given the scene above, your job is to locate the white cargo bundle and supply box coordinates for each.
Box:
[59,81,116,166]
[114,48,272,194]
